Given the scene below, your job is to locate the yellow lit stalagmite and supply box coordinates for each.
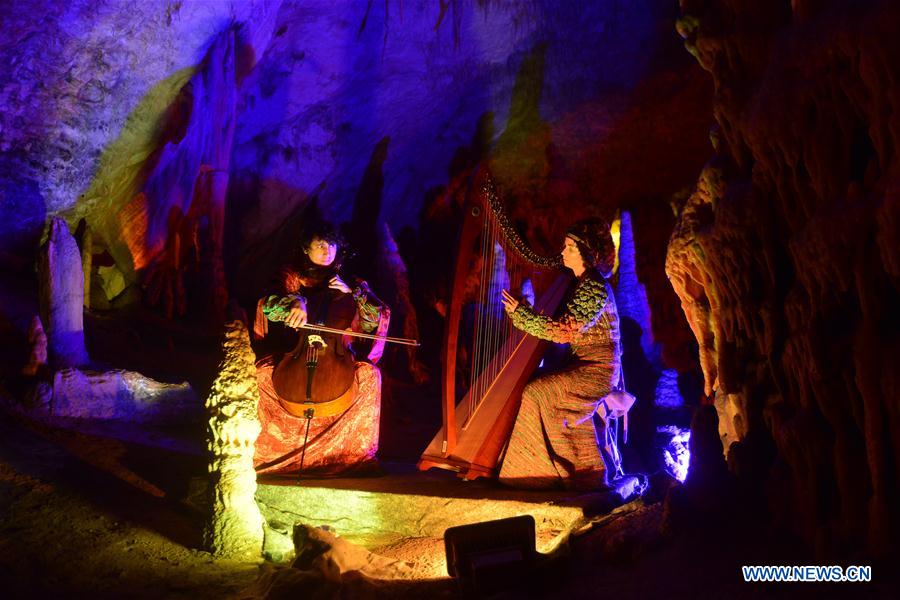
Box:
[204,316,264,560]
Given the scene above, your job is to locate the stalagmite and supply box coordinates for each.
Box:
[203,314,264,560]
[38,217,90,368]
[615,211,657,363]
[80,224,93,310]
[665,163,726,400]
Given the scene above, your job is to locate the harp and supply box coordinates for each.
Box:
[418,168,570,479]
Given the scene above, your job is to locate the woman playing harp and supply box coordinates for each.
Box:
[499,218,622,490]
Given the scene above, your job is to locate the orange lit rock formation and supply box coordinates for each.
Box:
[667,0,900,556]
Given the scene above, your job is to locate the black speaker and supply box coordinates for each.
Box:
[444,514,537,593]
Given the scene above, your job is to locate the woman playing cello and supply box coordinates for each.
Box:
[252,221,390,476]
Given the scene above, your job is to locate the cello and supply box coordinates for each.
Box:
[270,272,419,419]
[271,279,359,418]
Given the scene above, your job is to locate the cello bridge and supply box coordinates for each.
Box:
[307,334,327,349]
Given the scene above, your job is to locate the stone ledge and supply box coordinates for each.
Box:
[16,368,199,424]
[254,464,587,552]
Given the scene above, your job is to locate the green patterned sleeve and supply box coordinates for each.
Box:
[352,281,385,334]
[509,277,608,344]
[261,293,305,322]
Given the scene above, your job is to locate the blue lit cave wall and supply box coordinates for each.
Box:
[0,0,277,261]
[0,1,710,353]
[226,0,712,317]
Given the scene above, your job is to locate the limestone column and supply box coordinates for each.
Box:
[203,316,264,560]
[38,217,89,368]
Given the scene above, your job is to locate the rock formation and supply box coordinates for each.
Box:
[38,218,90,368]
[293,524,413,582]
[131,26,239,324]
[22,316,48,377]
[614,211,657,365]
[0,0,280,254]
[376,223,428,383]
[24,369,198,422]
[203,314,264,560]
[668,0,900,556]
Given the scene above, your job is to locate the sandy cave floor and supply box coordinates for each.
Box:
[1,407,897,599]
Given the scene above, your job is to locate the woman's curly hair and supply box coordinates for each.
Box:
[566,218,615,278]
[290,219,350,282]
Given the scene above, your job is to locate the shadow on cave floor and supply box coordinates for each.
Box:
[0,409,206,549]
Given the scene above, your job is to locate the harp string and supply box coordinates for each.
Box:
[465,210,525,424]
[462,196,553,429]
[490,223,501,405]
[470,216,491,419]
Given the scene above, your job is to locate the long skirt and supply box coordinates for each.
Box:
[498,361,614,490]
[253,357,381,476]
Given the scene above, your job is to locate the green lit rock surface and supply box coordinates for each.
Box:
[255,465,589,578]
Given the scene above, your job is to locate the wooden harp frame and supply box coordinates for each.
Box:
[418,168,569,479]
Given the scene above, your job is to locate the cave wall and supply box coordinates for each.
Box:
[0,0,281,262]
[226,0,712,308]
[667,0,899,556]
[1,2,711,342]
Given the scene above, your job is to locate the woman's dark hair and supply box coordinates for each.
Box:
[292,220,349,281]
[298,220,346,253]
[566,218,615,278]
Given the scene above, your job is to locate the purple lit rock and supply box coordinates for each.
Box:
[614,211,658,363]
[653,369,684,409]
[0,0,281,261]
[38,218,89,368]
[657,425,691,483]
[135,26,239,322]
[25,368,198,423]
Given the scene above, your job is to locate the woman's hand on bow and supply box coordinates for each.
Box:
[285,298,308,329]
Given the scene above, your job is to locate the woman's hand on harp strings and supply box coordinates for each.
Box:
[501,289,520,315]
[286,297,309,329]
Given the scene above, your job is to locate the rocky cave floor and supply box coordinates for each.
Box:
[0,272,896,599]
